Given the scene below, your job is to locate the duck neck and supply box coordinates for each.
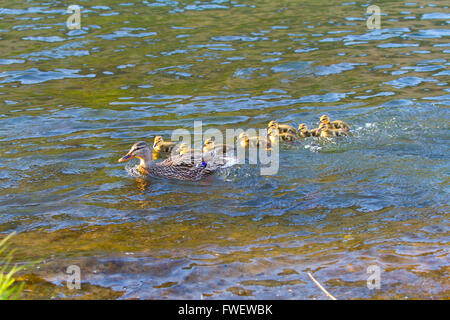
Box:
[136,148,153,169]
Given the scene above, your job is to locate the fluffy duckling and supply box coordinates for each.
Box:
[267,127,297,145]
[267,120,297,135]
[177,143,192,156]
[297,123,319,138]
[319,115,350,132]
[153,136,177,154]
[176,142,206,163]
[238,132,270,149]
[202,138,232,155]
[317,123,348,138]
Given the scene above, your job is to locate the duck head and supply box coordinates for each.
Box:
[118,141,152,166]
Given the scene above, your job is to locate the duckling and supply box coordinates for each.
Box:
[118,141,213,181]
[319,115,350,132]
[238,132,270,149]
[297,123,319,138]
[317,123,348,138]
[202,138,232,155]
[177,143,192,156]
[176,142,209,164]
[153,136,177,154]
[267,120,297,135]
[267,127,297,144]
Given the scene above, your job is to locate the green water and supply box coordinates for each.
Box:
[0,0,449,299]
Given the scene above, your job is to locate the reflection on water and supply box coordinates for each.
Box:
[0,0,449,299]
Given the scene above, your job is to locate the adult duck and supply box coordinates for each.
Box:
[118,141,213,181]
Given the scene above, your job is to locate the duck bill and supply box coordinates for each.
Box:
[118,153,135,163]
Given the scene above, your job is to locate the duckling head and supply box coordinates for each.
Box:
[153,136,164,148]
[238,132,249,146]
[267,120,279,129]
[238,132,248,140]
[203,138,215,152]
[179,143,191,156]
[118,141,152,164]
[317,122,329,133]
[298,123,308,133]
[319,115,331,124]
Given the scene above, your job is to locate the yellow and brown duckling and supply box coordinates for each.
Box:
[317,122,348,138]
[267,120,297,135]
[153,136,177,154]
[267,127,297,144]
[297,123,319,138]
[202,138,232,155]
[177,143,193,156]
[319,115,350,132]
[118,141,213,181]
[238,132,270,149]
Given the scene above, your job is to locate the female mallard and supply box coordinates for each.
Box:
[153,136,177,154]
[118,141,214,181]
[319,115,350,132]
[267,127,297,144]
[317,123,348,138]
[297,123,319,138]
[267,120,297,135]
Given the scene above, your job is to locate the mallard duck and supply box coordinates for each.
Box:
[153,136,177,154]
[317,123,348,138]
[238,132,270,149]
[203,138,232,155]
[267,120,297,135]
[118,141,214,181]
[319,115,350,132]
[267,127,297,144]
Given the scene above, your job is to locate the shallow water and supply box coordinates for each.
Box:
[1,0,449,299]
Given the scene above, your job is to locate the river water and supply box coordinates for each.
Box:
[0,0,449,299]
